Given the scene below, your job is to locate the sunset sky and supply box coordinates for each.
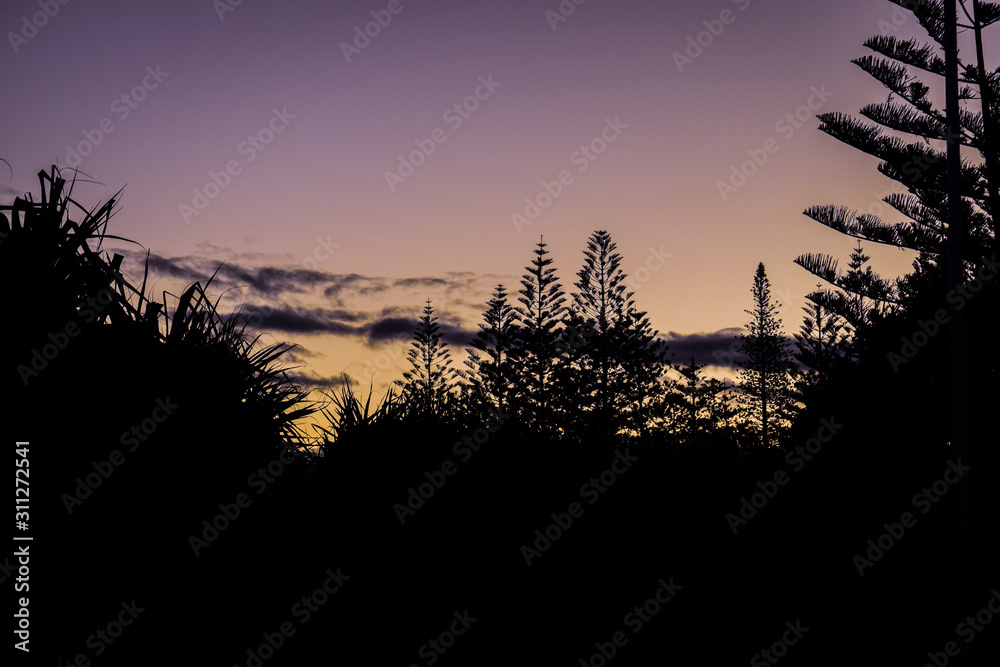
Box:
[2,0,928,401]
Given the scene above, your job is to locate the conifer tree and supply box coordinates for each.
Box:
[736,263,799,449]
[560,230,669,442]
[796,241,898,339]
[671,357,712,444]
[704,377,738,434]
[794,287,848,386]
[465,284,519,418]
[663,357,738,444]
[397,299,457,421]
[513,236,567,437]
[797,1,999,302]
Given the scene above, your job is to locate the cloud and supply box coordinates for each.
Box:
[144,253,208,280]
[116,249,502,353]
[661,328,743,368]
[230,304,363,336]
[364,315,477,347]
[285,372,353,391]
[660,328,800,371]
[324,274,385,301]
[282,345,325,363]
[227,303,478,349]
[126,251,331,295]
[392,276,450,289]
[111,247,785,374]
[365,316,414,342]
[123,251,504,319]
[437,321,480,347]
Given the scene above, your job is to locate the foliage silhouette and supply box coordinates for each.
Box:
[512,235,567,438]
[464,283,519,418]
[2,168,323,664]
[557,230,670,444]
[7,7,1000,657]
[395,299,458,424]
[735,262,799,449]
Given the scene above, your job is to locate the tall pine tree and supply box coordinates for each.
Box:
[736,263,799,449]
[397,299,457,422]
[512,236,567,438]
[559,230,669,443]
[797,1,999,309]
[465,284,519,418]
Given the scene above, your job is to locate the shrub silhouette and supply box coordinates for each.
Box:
[2,168,322,663]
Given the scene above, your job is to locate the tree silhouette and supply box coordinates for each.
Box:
[791,6,998,647]
[512,236,567,437]
[793,0,997,478]
[666,356,720,445]
[559,230,669,442]
[797,1,999,293]
[794,288,848,387]
[464,284,519,418]
[796,241,898,343]
[397,299,457,421]
[736,263,798,449]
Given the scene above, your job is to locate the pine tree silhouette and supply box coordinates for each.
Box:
[794,287,848,387]
[736,263,798,449]
[397,299,457,422]
[465,284,518,418]
[512,236,567,438]
[560,230,669,443]
[796,241,897,342]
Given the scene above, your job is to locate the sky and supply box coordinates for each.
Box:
[2,0,933,403]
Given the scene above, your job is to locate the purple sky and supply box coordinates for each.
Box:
[2,0,927,396]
